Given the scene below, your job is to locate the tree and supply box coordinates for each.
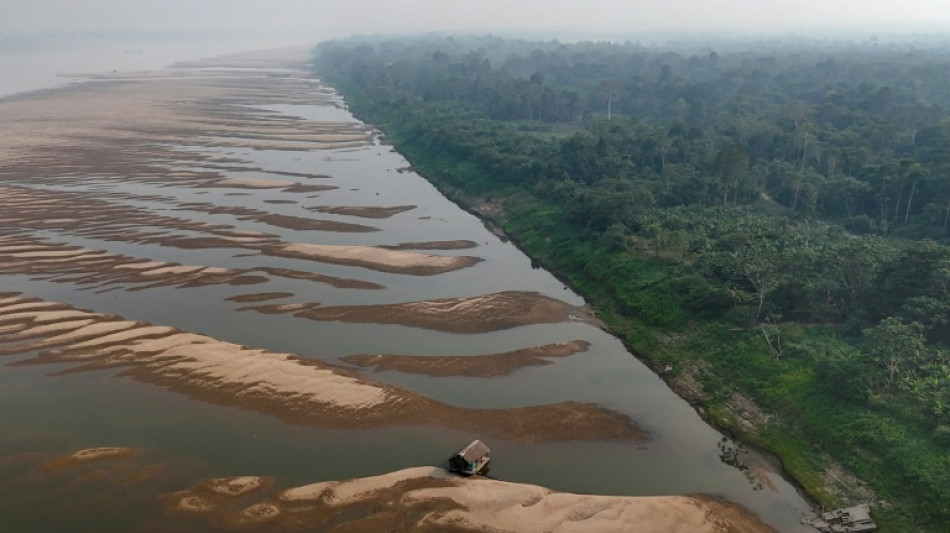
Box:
[724,239,785,320]
[712,144,751,206]
[861,317,926,388]
[598,79,621,121]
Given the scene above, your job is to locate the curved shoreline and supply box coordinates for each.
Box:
[375,138,832,520]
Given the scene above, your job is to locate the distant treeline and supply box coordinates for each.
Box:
[314,35,950,530]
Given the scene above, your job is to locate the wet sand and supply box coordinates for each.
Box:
[41,447,137,472]
[342,340,591,377]
[381,239,479,250]
[297,291,588,333]
[307,204,417,219]
[225,292,295,303]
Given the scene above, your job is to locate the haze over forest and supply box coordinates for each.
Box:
[5,1,950,532]
[4,0,950,45]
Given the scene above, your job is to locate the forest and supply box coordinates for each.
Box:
[313,35,950,530]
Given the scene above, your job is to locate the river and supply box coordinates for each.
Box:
[0,38,819,532]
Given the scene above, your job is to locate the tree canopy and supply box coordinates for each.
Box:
[315,35,950,530]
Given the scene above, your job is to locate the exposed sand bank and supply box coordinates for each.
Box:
[0,233,388,292]
[163,466,775,532]
[381,239,480,250]
[0,294,645,444]
[342,340,591,377]
[225,292,294,303]
[298,291,587,333]
[0,58,373,172]
[269,243,482,275]
[41,447,136,472]
[306,204,417,219]
[0,185,481,278]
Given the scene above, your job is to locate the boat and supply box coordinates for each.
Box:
[448,439,491,476]
[804,504,877,532]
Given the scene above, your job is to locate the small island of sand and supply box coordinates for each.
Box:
[163,466,775,532]
[342,340,591,377]
[0,293,646,445]
[41,447,137,472]
[297,291,585,333]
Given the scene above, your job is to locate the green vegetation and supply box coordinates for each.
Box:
[314,35,950,530]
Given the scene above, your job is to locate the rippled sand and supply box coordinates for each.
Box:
[164,467,775,532]
[0,293,646,444]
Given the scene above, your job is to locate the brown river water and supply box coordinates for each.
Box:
[0,43,819,532]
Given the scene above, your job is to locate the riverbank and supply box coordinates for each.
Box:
[320,77,873,524]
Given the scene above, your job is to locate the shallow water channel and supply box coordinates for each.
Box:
[0,56,819,532]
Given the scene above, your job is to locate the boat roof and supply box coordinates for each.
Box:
[456,440,490,462]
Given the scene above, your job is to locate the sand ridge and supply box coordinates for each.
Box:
[342,340,591,377]
[163,466,775,532]
[306,204,417,219]
[0,293,646,444]
[298,291,586,333]
[0,186,480,277]
[0,233,383,292]
[41,447,137,472]
[271,242,481,275]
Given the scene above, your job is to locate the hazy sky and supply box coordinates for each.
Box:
[4,0,950,43]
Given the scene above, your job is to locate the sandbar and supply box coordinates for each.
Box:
[298,291,583,333]
[0,294,646,444]
[226,292,295,303]
[382,240,479,250]
[307,204,417,219]
[41,447,136,472]
[343,340,591,377]
[270,243,481,275]
[164,466,774,532]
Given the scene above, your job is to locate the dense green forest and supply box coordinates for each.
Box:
[313,35,950,530]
